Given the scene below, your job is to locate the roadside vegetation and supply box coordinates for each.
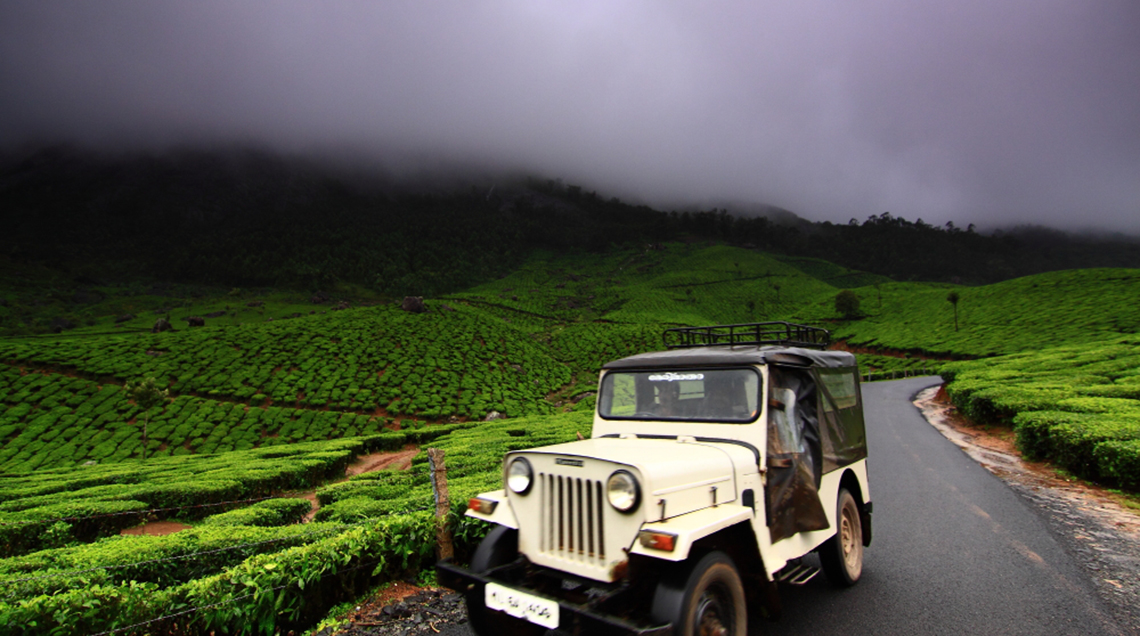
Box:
[941,335,1140,491]
[0,411,587,634]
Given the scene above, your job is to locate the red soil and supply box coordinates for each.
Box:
[120,520,192,536]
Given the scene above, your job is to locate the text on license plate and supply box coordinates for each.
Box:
[485,582,560,629]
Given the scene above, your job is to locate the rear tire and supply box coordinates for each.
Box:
[819,488,863,587]
[652,551,747,636]
[465,527,543,636]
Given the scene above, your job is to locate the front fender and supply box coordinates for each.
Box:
[629,504,753,562]
[465,489,519,529]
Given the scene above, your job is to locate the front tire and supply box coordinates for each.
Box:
[469,525,517,574]
[819,488,864,586]
[652,551,747,636]
[465,527,543,636]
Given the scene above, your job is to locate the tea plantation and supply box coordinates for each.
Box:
[1,242,1138,634]
[803,268,1140,357]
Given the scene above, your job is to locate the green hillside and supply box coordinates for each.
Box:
[0,302,577,473]
[2,241,1139,634]
[6,148,1140,341]
[4,246,1137,475]
[797,268,1140,357]
[450,244,844,326]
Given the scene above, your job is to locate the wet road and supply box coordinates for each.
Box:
[767,377,1123,635]
[437,377,1125,636]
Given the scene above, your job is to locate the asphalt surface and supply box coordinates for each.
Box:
[768,377,1124,636]
[391,377,1128,636]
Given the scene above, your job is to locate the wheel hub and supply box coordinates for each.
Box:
[841,504,860,571]
[695,587,731,636]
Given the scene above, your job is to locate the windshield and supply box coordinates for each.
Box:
[598,368,761,423]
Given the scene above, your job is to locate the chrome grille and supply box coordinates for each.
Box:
[538,473,605,564]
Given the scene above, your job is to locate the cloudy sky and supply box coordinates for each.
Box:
[2,1,1138,231]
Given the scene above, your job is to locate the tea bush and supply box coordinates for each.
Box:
[0,522,347,599]
[0,513,437,636]
[1095,439,1140,490]
[0,440,372,556]
[0,303,573,458]
[199,497,313,527]
[0,407,577,634]
[943,334,1140,490]
[313,410,590,525]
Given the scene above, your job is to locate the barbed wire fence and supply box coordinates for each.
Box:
[0,495,279,528]
[0,464,436,528]
[1,454,458,636]
[89,555,391,636]
[1,506,434,591]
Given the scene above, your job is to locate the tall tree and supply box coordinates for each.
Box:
[124,378,169,462]
[835,290,861,320]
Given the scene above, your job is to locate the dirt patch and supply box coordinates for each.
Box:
[121,520,191,536]
[290,445,422,523]
[363,580,433,608]
[345,446,420,476]
[917,387,1140,527]
[916,385,1140,632]
[298,491,321,523]
[918,386,1037,477]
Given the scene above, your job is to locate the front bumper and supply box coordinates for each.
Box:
[436,560,672,636]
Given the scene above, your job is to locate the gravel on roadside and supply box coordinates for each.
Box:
[321,587,470,636]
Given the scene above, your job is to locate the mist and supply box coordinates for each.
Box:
[2,1,1139,232]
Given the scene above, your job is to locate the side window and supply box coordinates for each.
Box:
[818,368,858,412]
[816,366,868,473]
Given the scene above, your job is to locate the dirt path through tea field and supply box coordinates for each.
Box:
[117,446,424,532]
[346,446,419,475]
[297,445,421,522]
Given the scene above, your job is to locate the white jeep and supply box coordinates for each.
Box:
[438,322,872,636]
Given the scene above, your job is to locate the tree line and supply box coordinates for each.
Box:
[3,147,1138,297]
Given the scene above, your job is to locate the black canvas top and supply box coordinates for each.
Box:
[601,346,856,370]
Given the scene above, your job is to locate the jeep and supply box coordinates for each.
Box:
[438,322,871,636]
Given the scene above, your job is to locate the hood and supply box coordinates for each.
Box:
[514,436,755,519]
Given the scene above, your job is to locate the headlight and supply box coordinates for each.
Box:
[607,470,640,513]
[507,457,533,494]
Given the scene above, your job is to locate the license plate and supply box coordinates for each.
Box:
[485,582,560,629]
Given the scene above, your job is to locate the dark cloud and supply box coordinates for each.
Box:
[2,1,1138,231]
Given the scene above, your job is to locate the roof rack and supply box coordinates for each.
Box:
[663,321,831,350]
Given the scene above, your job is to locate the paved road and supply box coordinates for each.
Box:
[769,377,1123,635]
[438,377,1125,636]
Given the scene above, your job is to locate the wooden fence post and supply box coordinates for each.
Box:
[428,448,454,561]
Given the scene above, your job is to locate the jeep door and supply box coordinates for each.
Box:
[764,366,829,543]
